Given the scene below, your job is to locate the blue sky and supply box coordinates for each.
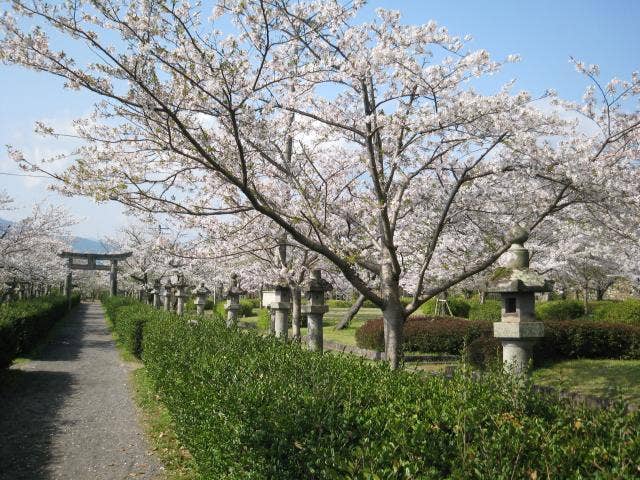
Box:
[0,0,638,238]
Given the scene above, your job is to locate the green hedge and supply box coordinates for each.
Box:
[468,299,502,322]
[138,313,640,479]
[103,297,188,359]
[326,299,351,308]
[0,293,80,368]
[535,300,585,321]
[591,299,640,325]
[355,316,491,353]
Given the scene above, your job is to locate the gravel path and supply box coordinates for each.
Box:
[0,302,163,480]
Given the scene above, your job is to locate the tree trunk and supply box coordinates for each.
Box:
[335,294,365,330]
[380,260,405,370]
[583,286,589,314]
[291,286,302,341]
[478,290,486,304]
[596,288,606,301]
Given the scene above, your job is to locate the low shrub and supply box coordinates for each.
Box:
[355,316,491,353]
[0,294,80,368]
[326,299,351,308]
[468,299,501,322]
[420,296,471,318]
[470,321,640,369]
[140,313,640,479]
[537,320,640,362]
[103,298,177,358]
[535,299,584,321]
[256,307,270,330]
[239,299,255,317]
[590,299,640,325]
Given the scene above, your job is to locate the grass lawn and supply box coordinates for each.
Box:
[532,359,640,405]
[241,307,384,346]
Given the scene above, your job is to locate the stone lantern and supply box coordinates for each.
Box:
[193,282,211,316]
[173,273,188,316]
[301,269,332,352]
[163,279,173,312]
[487,228,552,374]
[224,273,247,327]
[137,285,146,302]
[152,279,162,308]
[270,278,291,339]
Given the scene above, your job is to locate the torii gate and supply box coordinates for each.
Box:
[58,251,132,305]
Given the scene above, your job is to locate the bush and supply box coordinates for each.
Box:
[139,313,640,479]
[355,316,491,353]
[536,320,640,362]
[469,320,640,368]
[591,299,640,325]
[103,298,178,358]
[420,296,471,318]
[0,294,80,368]
[326,299,351,308]
[535,300,584,321]
[468,299,502,322]
[239,299,255,317]
[256,307,270,330]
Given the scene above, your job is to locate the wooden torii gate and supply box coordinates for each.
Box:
[58,251,132,305]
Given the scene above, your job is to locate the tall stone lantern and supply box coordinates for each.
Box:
[152,279,162,308]
[163,279,173,312]
[193,282,211,316]
[487,228,552,374]
[301,269,332,352]
[270,279,291,339]
[173,273,188,316]
[224,274,247,327]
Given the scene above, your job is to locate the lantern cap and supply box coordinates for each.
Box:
[224,273,247,297]
[302,269,333,294]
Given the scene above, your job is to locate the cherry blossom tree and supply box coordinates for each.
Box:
[2,1,639,367]
[0,192,75,299]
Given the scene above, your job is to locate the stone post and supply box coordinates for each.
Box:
[137,286,146,302]
[163,279,173,312]
[488,228,551,375]
[152,279,162,308]
[193,282,211,316]
[224,273,246,327]
[173,274,188,316]
[301,269,333,352]
[110,260,118,296]
[270,282,291,339]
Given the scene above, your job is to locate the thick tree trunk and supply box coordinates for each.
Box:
[583,286,589,314]
[291,286,302,341]
[380,260,405,370]
[334,294,366,330]
[596,287,607,301]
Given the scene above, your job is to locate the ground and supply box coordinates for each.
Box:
[0,303,162,480]
[532,359,640,405]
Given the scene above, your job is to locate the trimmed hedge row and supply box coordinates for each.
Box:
[355,315,491,354]
[0,294,80,368]
[103,297,176,359]
[137,310,640,479]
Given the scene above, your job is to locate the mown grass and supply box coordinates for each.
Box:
[532,359,640,405]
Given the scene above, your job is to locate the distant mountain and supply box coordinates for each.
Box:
[71,236,110,253]
[0,216,109,253]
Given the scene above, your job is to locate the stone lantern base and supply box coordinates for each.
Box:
[494,321,544,374]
